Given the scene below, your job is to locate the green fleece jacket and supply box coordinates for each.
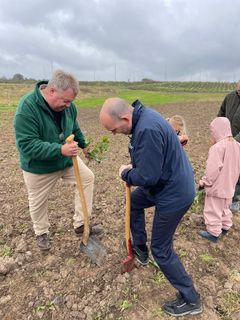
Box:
[218,90,240,142]
[14,81,86,173]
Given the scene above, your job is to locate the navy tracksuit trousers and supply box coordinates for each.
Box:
[130,187,199,303]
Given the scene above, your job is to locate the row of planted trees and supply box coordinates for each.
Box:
[0,73,36,82]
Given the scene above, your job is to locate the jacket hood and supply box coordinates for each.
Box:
[131,99,144,134]
[210,117,232,142]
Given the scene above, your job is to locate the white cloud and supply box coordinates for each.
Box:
[0,0,239,81]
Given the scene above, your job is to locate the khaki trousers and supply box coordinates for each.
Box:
[23,156,94,236]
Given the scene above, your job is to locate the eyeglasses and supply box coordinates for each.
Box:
[176,130,181,136]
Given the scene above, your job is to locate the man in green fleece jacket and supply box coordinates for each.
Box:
[14,69,102,251]
[218,80,240,212]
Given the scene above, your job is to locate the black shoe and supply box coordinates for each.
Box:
[74,224,104,237]
[36,233,50,251]
[199,230,218,243]
[221,228,229,235]
[132,244,149,266]
[164,293,184,307]
[163,293,203,317]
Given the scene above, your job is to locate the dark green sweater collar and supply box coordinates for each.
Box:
[35,80,51,114]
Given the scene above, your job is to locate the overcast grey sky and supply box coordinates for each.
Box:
[0,0,239,82]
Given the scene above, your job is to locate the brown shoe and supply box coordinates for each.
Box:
[74,224,104,237]
[36,233,50,251]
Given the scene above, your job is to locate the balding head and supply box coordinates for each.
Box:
[100,98,133,135]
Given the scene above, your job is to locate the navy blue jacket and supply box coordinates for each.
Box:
[121,100,195,212]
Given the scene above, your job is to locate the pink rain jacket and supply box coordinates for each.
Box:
[200,117,240,198]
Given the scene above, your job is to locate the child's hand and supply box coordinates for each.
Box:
[179,134,188,146]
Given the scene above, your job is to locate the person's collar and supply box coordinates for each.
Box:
[35,81,48,104]
[35,80,52,113]
[131,99,144,133]
[39,84,47,100]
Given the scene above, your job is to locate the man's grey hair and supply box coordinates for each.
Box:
[48,69,79,95]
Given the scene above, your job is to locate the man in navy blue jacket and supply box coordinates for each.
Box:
[100,98,202,317]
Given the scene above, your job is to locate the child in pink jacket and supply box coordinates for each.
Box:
[199,117,240,242]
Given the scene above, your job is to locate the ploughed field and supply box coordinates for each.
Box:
[0,101,239,320]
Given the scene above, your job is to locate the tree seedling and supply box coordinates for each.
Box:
[199,253,215,264]
[152,270,166,285]
[85,135,109,163]
[119,299,132,311]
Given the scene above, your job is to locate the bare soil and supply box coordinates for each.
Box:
[0,102,239,320]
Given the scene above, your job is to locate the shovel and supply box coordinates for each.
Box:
[66,134,106,266]
[121,184,135,273]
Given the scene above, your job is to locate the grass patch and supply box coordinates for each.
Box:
[17,223,29,232]
[119,299,132,311]
[0,81,229,113]
[151,306,165,317]
[199,253,215,264]
[65,257,76,265]
[0,245,14,257]
[34,301,55,313]
[229,270,240,282]
[140,303,165,318]
[216,292,240,319]
[188,189,205,214]
[122,287,131,296]
[152,270,166,285]
[178,249,188,258]
[0,104,17,113]
[75,91,225,108]
[33,269,48,278]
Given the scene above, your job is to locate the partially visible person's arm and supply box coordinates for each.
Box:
[14,113,62,160]
[217,96,227,117]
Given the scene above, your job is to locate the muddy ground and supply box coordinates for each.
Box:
[0,102,239,320]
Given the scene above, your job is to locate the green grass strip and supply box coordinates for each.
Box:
[0,104,17,113]
[0,91,225,113]
[75,91,225,108]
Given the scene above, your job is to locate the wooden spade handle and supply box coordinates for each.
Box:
[66,134,90,245]
[125,184,131,252]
